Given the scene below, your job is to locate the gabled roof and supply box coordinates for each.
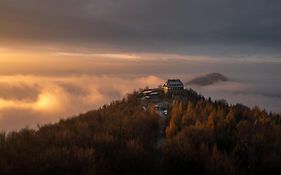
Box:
[166,79,183,86]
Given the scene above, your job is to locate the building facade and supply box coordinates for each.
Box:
[163,79,184,94]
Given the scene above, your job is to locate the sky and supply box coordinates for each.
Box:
[0,0,281,131]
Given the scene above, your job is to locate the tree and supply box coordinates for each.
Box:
[166,101,183,137]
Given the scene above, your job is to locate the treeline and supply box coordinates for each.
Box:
[0,90,281,175]
[164,99,281,175]
[0,92,160,175]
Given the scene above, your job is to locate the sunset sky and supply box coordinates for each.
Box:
[1,0,281,131]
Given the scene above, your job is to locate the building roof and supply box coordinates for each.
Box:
[165,79,184,86]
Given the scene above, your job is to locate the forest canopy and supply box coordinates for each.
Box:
[0,89,281,175]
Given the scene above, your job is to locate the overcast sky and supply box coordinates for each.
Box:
[1,0,281,57]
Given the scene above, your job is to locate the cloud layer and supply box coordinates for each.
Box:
[0,75,163,131]
[189,81,281,114]
[1,72,281,131]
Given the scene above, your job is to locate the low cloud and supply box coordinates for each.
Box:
[190,81,281,113]
[1,73,281,131]
[0,75,163,131]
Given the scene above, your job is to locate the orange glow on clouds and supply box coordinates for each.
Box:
[0,98,33,109]
[33,92,61,112]
[0,91,61,113]
[0,74,164,130]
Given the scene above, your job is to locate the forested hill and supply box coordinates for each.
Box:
[1,89,281,175]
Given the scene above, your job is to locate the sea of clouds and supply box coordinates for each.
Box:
[1,73,281,131]
[0,54,280,131]
[0,75,163,131]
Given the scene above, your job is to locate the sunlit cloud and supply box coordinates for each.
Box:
[0,47,280,131]
[0,72,281,132]
[52,51,225,63]
[33,92,61,112]
[0,91,61,113]
[0,98,33,110]
[0,75,164,131]
[53,52,141,61]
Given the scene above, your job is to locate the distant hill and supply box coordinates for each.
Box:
[0,88,281,175]
[187,72,228,86]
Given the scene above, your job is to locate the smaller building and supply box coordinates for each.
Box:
[142,89,153,96]
[163,79,184,94]
[142,89,159,99]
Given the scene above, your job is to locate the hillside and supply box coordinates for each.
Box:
[0,89,281,175]
[187,72,229,86]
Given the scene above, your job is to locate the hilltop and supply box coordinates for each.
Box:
[187,72,229,86]
[0,88,281,175]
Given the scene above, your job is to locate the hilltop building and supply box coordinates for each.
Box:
[163,79,184,94]
[142,89,159,99]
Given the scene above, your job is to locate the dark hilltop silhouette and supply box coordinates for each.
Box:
[0,82,281,175]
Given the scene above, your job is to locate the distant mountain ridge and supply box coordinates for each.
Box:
[187,72,228,86]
